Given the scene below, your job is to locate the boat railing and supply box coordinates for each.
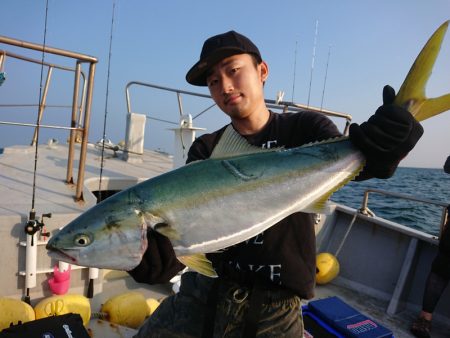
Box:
[0,49,88,145]
[0,35,98,201]
[359,188,449,236]
[124,81,353,167]
[125,81,353,133]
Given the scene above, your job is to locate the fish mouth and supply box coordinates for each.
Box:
[46,247,78,264]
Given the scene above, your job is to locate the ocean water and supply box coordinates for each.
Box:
[331,167,450,236]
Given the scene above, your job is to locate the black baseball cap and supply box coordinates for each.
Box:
[186,30,262,86]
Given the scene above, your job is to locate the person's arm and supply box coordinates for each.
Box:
[349,85,423,180]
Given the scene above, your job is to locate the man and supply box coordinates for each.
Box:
[444,155,450,174]
[410,157,450,338]
[129,30,423,337]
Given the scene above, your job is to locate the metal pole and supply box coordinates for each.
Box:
[31,66,53,145]
[67,61,81,185]
[0,35,98,63]
[77,72,87,130]
[0,51,5,71]
[177,92,184,116]
[75,62,96,201]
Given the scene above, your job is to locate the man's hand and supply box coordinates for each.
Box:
[128,229,185,284]
[349,85,424,179]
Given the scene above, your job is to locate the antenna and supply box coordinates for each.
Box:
[307,20,319,107]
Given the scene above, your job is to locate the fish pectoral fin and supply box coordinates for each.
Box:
[153,223,181,241]
[177,254,218,278]
[142,212,180,241]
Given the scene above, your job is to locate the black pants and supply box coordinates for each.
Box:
[133,272,303,338]
[421,217,450,313]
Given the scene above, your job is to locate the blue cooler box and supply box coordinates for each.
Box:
[302,296,394,338]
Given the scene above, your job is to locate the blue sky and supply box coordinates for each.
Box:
[1,0,449,168]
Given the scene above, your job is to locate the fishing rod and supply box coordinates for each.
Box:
[306,20,319,107]
[88,0,117,299]
[291,39,298,102]
[23,0,52,305]
[320,45,332,111]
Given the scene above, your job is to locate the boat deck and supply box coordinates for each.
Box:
[86,275,450,338]
[313,203,450,338]
[0,141,174,337]
[313,282,449,338]
[1,143,449,337]
[87,272,172,337]
[0,142,173,217]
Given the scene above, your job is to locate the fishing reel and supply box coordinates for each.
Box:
[25,211,52,241]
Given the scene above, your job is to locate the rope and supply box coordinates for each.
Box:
[334,207,376,257]
[334,211,357,257]
[90,312,109,320]
[97,0,116,202]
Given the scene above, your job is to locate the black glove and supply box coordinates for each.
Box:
[349,85,424,179]
[128,228,185,284]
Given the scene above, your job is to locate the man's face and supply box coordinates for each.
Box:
[206,53,268,120]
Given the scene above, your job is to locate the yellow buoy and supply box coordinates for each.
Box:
[101,292,149,329]
[34,294,91,326]
[0,297,35,331]
[146,298,160,317]
[316,252,340,285]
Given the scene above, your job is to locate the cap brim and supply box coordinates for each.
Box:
[186,48,246,86]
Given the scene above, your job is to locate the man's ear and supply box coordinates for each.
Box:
[260,61,269,83]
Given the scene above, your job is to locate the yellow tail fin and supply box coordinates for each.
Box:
[395,21,450,122]
[177,253,218,278]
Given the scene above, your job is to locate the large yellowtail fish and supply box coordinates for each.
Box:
[47,22,450,277]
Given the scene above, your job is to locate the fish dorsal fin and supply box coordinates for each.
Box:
[210,124,278,159]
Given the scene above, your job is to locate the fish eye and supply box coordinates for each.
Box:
[74,234,91,247]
